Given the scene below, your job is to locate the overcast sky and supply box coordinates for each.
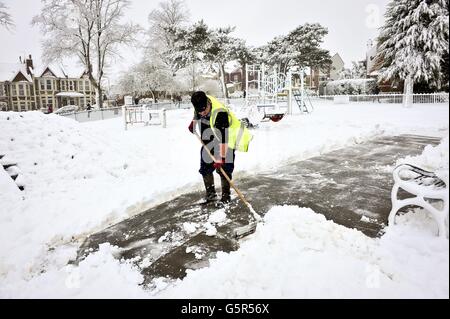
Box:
[0,0,390,82]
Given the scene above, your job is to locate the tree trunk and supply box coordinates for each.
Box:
[191,63,196,92]
[96,86,103,109]
[97,57,104,108]
[403,74,413,108]
[220,63,229,99]
[241,62,247,93]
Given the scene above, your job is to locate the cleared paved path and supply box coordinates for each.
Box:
[76,134,441,285]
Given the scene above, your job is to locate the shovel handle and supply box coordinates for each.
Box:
[193,131,260,220]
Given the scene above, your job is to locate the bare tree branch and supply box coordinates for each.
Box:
[0,1,14,30]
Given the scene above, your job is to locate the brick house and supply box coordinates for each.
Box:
[0,55,96,112]
[366,42,403,93]
[306,53,346,91]
[224,66,266,92]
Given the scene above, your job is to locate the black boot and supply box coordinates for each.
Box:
[202,174,217,203]
[220,174,231,204]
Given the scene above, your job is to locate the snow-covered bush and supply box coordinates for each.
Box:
[54,105,79,115]
[139,98,153,105]
[325,79,377,95]
[198,79,221,96]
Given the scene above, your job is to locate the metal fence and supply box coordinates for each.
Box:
[61,101,192,123]
[62,107,123,122]
[314,93,449,104]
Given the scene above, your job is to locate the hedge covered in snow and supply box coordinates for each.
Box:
[325,78,377,95]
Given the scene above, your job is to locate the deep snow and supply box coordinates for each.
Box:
[0,100,448,298]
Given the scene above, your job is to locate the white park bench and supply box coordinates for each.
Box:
[389,164,449,237]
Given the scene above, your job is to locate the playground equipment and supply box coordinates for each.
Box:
[122,96,167,131]
[245,64,313,122]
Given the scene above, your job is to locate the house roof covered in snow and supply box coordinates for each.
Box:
[34,65,67,79]
[0,63,32,82]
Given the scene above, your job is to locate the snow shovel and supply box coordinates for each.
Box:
[193,131,262,239]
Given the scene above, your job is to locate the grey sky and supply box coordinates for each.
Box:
[0,0,390,81]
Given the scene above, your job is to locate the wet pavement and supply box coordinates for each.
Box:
[76,134,441,286]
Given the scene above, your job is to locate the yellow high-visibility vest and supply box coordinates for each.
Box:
[207,95,253,152]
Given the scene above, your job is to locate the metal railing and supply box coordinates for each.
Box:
[61,107,123,122]
[314,93,449,104]
[60,101,192,123]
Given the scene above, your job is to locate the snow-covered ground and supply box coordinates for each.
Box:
[0,101,448,298]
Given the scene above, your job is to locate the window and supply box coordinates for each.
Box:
[12,85,17,96]
[20,101,26,111]
[233,75,239,82]
[69,81,74,91]
[18,84,25,96]
[46,80,52,91]
[61,81,66,91]
[13,101,18,111]
[40,79,45,91]
[79,81,84,91]
[85,81,90,91]
[47,97,53,107]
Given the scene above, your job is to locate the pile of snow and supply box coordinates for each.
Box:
[397,136,449,183]
[3,204,447,298]
[54,105,80,115]
[153,206,448,298]
[0,101,448,298]
[0,243,148,298]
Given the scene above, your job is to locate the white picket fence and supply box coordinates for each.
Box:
[314,93,449,104]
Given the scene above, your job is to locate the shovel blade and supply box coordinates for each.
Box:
[232,222,257,239]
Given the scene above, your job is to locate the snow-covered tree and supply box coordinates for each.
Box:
[338,68,352,80]
[33,0,140,108]
[204,27,238,98]
[171,20,256,97]
[92,0,140,107]
[33,0,96,87]
[339,61,367,79]
[441,51,449,91]
[0,1,13,29]
[377,0,449,107]
[134,60,175,101]
[351,61,367,79]
[170,20,210,91]
[117,59,178,101]
[146,0,190,75]
[259,23,332,74]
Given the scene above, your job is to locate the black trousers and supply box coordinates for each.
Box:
[199,146,236,180]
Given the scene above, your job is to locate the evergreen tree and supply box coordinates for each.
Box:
[259,23,331,74]
[204,27,237,98]
[441,51,449,91]
[169,20,210,91]
[377,0,449,106]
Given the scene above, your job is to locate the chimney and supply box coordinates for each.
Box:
[25,55,34,75]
